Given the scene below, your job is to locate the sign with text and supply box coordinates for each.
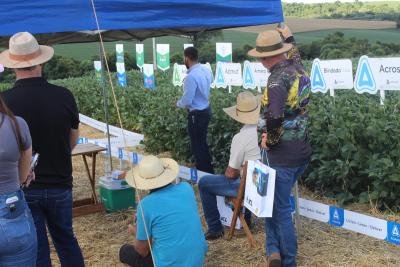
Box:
[354,55,400,94]
[156,44,170,71]
[202,62,215,88]
[244,160,276,217]
[143,64,155,89]
[116,62,127,87]
[311,58,353,94]
[214,62,242,89]
[217,196,241,229]
[116,44,124,63]
[135,43,144,69]
[216,42,232,63]
[172,63,187,87]
[343,210,387,240]
[242,60,270,90]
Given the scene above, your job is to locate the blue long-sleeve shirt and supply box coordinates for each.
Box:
[176,63,212,111]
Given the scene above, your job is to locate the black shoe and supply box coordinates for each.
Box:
[205,230,224,240]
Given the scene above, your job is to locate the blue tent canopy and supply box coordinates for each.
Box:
[0,0,283,45]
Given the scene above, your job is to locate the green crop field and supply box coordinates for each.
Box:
[54,28,400,61]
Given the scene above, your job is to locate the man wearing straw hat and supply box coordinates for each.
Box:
[0,32,83,267]
[120,155,207,267]
[198,91,261,240]
[248,25,311,267]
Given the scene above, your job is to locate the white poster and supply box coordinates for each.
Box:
[243,60,270,89]
[216,42,232,62]
[217,196,241,229]
[172,63,187,87]
[184,43,193,49]
[214,62,242,88]
[244,160,276,217]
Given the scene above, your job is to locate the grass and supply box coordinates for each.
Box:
[53,28,400,61]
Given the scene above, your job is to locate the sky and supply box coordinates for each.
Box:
[282,0,393,3]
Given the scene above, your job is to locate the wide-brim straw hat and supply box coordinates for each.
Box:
[0,32,54,69]
[248,30,293,58]
[126,155,179,190]
[223,91,262,125]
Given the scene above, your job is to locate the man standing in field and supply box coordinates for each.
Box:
[0,32,84,267]
[248,25,311,267]
[176,47,214,174]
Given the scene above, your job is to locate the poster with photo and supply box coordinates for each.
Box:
[244,160,276,217]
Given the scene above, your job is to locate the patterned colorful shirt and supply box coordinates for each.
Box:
[260,37,312,167]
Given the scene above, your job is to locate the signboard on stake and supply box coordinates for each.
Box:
[143,64,155,89]
[94,61,102,83]
[172,63,187,87]
[116,44,124,63]
[136,43,144,70]
[214,62,242,92]
[311,58,353,96]
[202,62,215,88]
[243,60,270,92]
[156,44,170,71]
[116,62,127,87]
[216,42,232,62]
[354,55,400,104]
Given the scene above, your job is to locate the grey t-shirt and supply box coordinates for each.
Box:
[0,113,31,194]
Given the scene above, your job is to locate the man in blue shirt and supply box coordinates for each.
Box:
[119,155,208,267]
[176,47,214,174]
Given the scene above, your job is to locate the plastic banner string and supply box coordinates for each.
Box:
[89,0,156,265]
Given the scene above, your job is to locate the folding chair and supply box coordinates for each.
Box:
[226,161,257,247]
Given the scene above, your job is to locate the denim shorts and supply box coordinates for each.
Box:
[0,189,37,267]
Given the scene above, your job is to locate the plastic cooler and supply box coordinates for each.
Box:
[99,176,136,212]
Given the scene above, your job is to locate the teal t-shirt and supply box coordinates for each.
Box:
[136,182,208,267]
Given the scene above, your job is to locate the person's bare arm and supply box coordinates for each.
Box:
[128,214,151,257]
[70,128,79,150]
[19,146,32,184]
[225,166,240,179]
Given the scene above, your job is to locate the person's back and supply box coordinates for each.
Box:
[137,182,207,267]
[2,77,79,188]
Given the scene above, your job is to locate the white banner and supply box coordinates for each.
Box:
[214,62,242,88]
[242,60,270,90]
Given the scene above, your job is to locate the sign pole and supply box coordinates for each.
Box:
[152,37,157,71]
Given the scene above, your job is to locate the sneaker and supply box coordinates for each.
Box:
[267,253,281,267]
[205,230,224,240]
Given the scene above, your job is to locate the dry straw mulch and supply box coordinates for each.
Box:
[48,124,399,266]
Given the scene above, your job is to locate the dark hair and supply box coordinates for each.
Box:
[0,95,24,152]
[184,47,198,61]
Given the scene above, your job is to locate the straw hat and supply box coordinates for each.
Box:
[0,32,54,69]
[126,155,179,190]
[248,30,293,58]
[223,91,261,125]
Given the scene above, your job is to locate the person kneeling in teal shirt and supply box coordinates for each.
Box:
[120,155,208,267]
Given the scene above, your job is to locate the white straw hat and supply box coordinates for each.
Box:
[126,155,179,190]
[223,91,262,125]
[0,32,54,69]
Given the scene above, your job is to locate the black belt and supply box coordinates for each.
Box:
[188,107,210,115]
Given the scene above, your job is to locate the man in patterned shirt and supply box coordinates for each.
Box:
[248,25,311,267]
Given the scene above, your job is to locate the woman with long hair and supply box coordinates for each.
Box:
[0,94,37,266]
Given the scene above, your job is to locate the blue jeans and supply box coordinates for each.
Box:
[24,188,85,267]
[265,165,307,267]
[188,108,214,174]
[0,189,37,267]
[198,175,250,233]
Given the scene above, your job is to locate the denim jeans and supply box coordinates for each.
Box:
[198,174,251,233]
[0,189,37,267]
[265,165,307,267]
[188,108,214,174]
[24,188,85,267]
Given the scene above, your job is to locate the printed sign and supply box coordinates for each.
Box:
[354,55,400,94]
[131,152,138,165]
[387,221,400,245]
[172,63,187,87]
[190,168,198,183]
[116,62,127,87]
[93,61,102,83]
[143,64,155,89]
[184,44,193,49]
[343,210,387,240]
[329,206,344,227]
[311,58,353,94]
[298,198,330,223]
[136,43,144,69]
[217,196,241,229]
[243,60,270,90]
[214,62,242,89]
[156,44,170,71]
[202,62,215,88]
[244,160,276,217]
[116,44,124,63]
[216,42,232,63]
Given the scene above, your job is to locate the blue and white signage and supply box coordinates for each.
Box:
[329,206,344,227]
[202,63,215,88]
[214,61,227,88]
[354,56,377,94]
[214,62,242,89]
[116,62,127,87]
[143,64,155,89]
[387,221,400,245]
[311,59,327,93]
[242,60,270,90]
